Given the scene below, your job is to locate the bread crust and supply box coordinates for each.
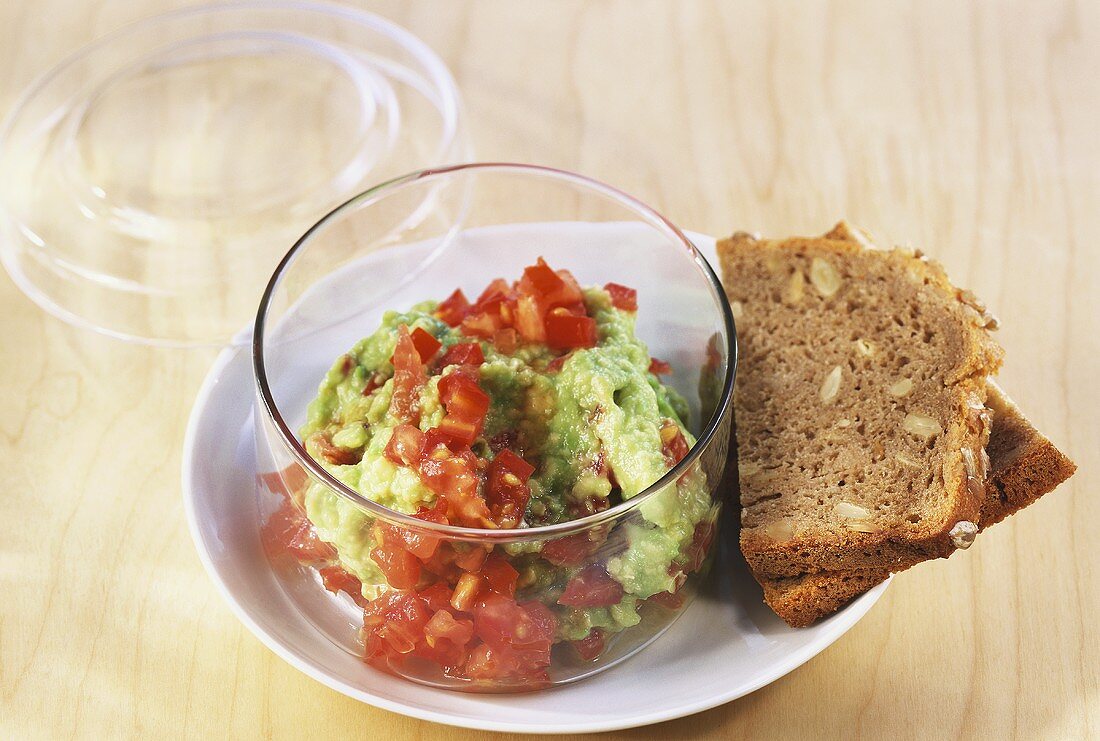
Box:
[757,381,1076,626]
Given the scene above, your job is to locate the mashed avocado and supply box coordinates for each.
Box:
[298,284,716,639]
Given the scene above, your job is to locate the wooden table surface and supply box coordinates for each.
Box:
[2,1,1096,738]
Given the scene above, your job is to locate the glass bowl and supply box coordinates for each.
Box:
[252,163,737,692]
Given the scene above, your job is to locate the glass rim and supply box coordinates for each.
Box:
[0,0,466,348]
[252,162,738,541]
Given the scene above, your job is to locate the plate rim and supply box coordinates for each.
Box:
[181,229,889,733]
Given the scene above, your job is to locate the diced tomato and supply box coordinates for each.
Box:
[422,428,466,456]
[558,564,624,607]
[417,454,490,527]
[464,642,544,683]
[319,565,368,607]
[374,518,441,561]
[647,589,686,610]
[474,593,556,652]
[545,269,584,308]
[545,310,597,350]
[493,327,519,354]
[446,547,483,575]
[260,498,337,564]
[391,325,427,424]
[361,371,384,397]
[439,342,484,367]
[362,590,431,655]
[683,520,715,573]
[522,258,567,295]
[540,529,604,567]
[308,432,360,466]
[438,372,491,435]
[463,598,556,683]
[660,421,690,465]
[410,327,442,361]
[604,282,637,311]
[460,311,504,339]
[258,463,308,500]
[480,555,519,597]
[418,582,454,613]
[485,449,535,528]
[437,416,480,446]
[384,424,425,467]
[571,628,607,661]
[474,278,511,311]
[514,293,547,343]
[648,357,672,375]
[370,542,422,590]
[546,354,569,373]
[424,609,475,649]
[436,289,471,327]
[492,449,536,480]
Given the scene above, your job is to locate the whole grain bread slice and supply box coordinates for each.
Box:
[719,223,1004,578]
[758,380,1076,626]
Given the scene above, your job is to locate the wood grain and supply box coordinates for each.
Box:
[1,1,1096,738]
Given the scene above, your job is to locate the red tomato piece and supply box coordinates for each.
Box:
[361,371,385,397]
[374,518,441,561]
[258,462,308,500]
[683,520,715,573]
[480,555,519,597]
[603,282,637,311]
[391,325,427,424]
[474,594,555,653]
[474,278,511,310]
[546,354,569,373]
[410,327,442,361]
[485,449,535,528]
[319,565,368,607]
[648,357,672,375]
[558,564,625,607]
[307,432,360,466]
[424,609,475,650]
[362,590,431,655]
[545,311,598,350]
[460,311,504,339]
[418,455,490,528]
[439,342,485,367]
[493,449,536,480]
[493,327,519,354]
[539,530,603,567]
[514,293,547,343]
[439,373,491,423]
[436,289,471,327]
[437,415,479,446]
[260,498,337,564]
[646,589,686,610]
[571,628,607,661]
[453,544,490,573]
[384,424,425,467]
[522,257,567,296]
[543,268,585,308]
[417,582,454,613]
[660,421,690,465]
[370,543,422,590]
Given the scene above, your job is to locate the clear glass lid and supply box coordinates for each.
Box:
[0,1,468,346]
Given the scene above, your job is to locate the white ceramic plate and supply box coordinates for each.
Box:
[182,231,888,734]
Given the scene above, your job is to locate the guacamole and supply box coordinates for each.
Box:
[264,258,718,684]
